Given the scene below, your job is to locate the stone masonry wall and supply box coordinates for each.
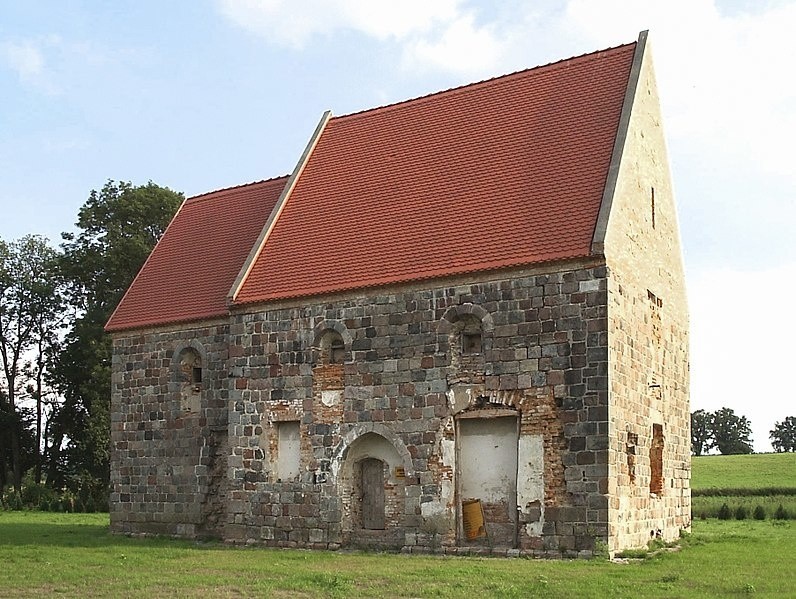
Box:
[109,260,633,555]
[110,322,230,537]
[223,261,612,556]
[602,42,691,552]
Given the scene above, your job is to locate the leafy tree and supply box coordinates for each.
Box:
[770,416,796,452]
[0,235,63,493]
[50,181,183,489]
[691,409,714,456]
[711,407,753,455]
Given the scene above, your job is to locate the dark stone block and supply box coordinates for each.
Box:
[569,436,586,451]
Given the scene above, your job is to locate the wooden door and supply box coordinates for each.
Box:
[360,458,385,530]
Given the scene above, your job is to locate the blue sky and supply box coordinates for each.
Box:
[2,0,794,450]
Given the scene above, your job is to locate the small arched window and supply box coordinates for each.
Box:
[319,330,346,365]
[178,348,202,388]
[176,347,203,412]
[459,314,483,355]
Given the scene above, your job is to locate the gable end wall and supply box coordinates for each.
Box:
[602,41,690,552]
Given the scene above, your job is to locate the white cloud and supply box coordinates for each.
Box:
[400,14,503,76]
[216,0,462,48]
[1,39,44,79]
[0,39,53,91]
[216,0,507,78]
[688,263,796,452]
[0,36,65,94]
[563,0,796,182]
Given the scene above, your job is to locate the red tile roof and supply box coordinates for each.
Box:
[105,177,288,332]
[233,42,636,305]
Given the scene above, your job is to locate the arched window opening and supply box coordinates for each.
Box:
[178,348,202,388]
[457,314,483,355]
[330,336,345,364]
[176,347,203,412]
[319,330,346,365]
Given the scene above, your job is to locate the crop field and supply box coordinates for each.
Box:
[0,512,794,598]
[691,453,796,490]
[691,453,796,521]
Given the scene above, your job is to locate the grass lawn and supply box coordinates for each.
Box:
[1,512,794,597]
[691,453,796,490]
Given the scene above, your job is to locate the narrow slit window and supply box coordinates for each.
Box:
[651,187,656,229]
[626,432,638,485]
[650,424,664,495]
[192,367,203,385]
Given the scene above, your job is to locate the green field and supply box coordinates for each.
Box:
[691,453,796,520]
[691,453,796,490]
[0,512,794,597]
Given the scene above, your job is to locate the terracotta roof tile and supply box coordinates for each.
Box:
[234,42,635,304]
[106,177,288,331]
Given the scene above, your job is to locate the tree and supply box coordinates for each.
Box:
[50,181,183,489]
[712,407,753,455]
[770,417,796,452]
[691,409,714,456]
[0,235,63,492]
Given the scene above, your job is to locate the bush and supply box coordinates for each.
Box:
[21,481,56,508]
[68,474,110,513]
[717,503,732,520]
[95,495,109,513]
[774,504,789,520]
[753,505,766,520]
[7,493,23,511]
[735,506,748,520]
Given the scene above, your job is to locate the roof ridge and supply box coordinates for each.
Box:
[333,41,636,122]
[187,175,289,203]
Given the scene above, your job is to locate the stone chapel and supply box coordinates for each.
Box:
[106,31,690,556]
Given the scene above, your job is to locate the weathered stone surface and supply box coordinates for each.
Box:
[110,263,628,551]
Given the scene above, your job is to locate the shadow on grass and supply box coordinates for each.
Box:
[0,520,215,551]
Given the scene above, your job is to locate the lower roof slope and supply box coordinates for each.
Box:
[105,177,287,332]
[233,41,636,305]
